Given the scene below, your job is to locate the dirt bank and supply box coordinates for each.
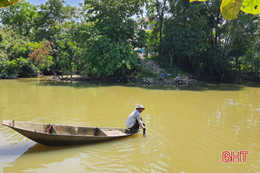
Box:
[48,60,203,87]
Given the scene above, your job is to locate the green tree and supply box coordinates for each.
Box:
[0,27,31,61]
[160,0,260,81]
[83,0,146,77]
[147,0,168,44]
[35,0,77,41]
[84,35,136,76]
[0,0,38,37]
[227,14,260,69]
[55,34,81,78]
[162,1,208,71]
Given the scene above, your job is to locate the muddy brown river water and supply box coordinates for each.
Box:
[0,78,259,172]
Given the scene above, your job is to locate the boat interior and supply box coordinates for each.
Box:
[2,120,127,137]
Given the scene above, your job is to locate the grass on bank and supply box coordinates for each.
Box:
[137,55,184,79]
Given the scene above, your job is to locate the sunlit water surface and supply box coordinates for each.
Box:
[0,78,259,173]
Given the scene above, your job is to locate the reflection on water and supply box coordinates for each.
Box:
[0,79,259,172]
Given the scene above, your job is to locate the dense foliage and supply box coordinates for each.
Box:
[0,0,259,82]
[158,0,260,81]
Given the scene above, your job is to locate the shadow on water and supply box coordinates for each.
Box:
[178,83,245,91]
[3,143,85,172]
[18,136,137,154]
[37,80,249,91]
[242,81,260,88]
[39,80,114,88]
[3,135,139,173]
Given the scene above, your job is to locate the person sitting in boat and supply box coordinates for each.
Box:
[126,104,146,134]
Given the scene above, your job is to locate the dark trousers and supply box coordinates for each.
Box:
[130,120,140,132]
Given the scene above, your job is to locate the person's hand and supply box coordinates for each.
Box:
[143,128,146,134]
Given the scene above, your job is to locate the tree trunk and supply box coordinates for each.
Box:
[159,0,167,44]
[70,56,73,83]
[157,0,167,56]
[169,51,175,65]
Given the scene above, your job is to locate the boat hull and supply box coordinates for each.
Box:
[2,120,137,146]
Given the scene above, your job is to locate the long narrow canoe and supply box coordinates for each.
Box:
[2,120,138,146]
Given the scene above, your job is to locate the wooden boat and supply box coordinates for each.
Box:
[2,120,138,146]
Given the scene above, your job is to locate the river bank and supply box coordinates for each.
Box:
[45,60,204,87]
[46,74,204,88]
[1,60,258,87]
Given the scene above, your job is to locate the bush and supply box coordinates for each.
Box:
[0,57,38,78]
[0,60,19,78]
[136,69,157,78]
[16,57,38,77]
